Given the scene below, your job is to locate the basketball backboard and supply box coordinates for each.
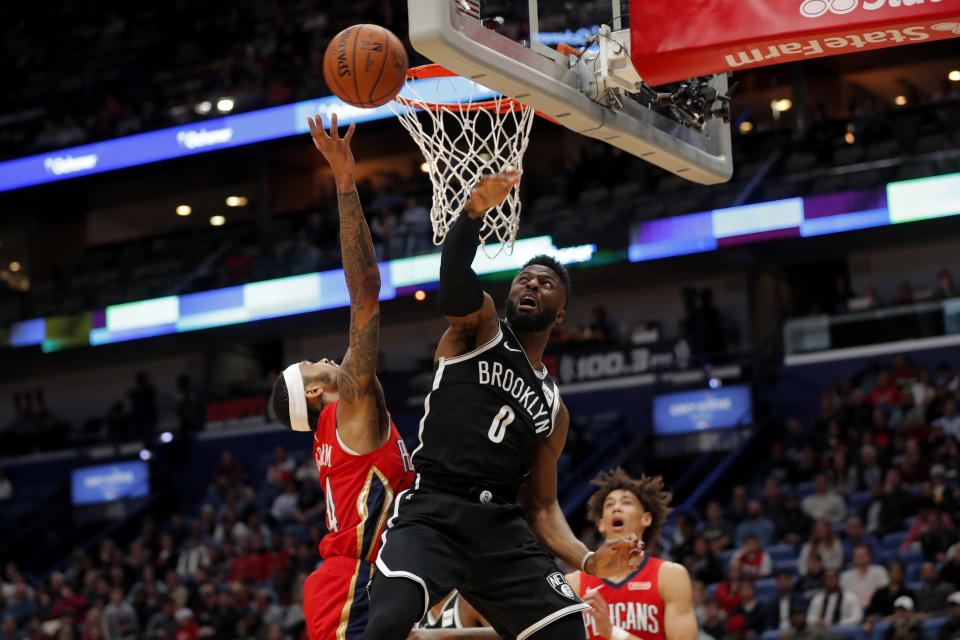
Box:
[407,0,734,184]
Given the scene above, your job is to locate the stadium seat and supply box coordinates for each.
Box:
[848,491,871,512]
[768,544,796,562]
[762,630,782,640]
[773,558,799,576]
[830,624,867,640]
[795,481,816,498]
[719,549,736,567]
[906,580,923,592]
[905,562,923,582]
[873,621,891,640]
[883,532,908,551]
[922,617,945,638]
[899,548,923,566]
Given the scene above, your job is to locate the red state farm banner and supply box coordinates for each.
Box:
[630,0,960,85]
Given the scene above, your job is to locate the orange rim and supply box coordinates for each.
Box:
[394,63,529,114]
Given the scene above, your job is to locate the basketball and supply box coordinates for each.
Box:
[323,24,409,109]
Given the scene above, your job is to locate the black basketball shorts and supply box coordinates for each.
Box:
[373,482,589,640]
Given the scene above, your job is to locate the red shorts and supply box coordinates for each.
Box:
[304,556,374,640]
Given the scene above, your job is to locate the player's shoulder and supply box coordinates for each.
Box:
[656,559,692,601]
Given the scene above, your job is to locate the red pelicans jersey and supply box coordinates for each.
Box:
[313,401,414,561]
[579,556,667,640]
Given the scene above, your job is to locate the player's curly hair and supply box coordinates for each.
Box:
[585,467,673,552]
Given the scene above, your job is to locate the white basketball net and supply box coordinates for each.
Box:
[391,70,535,255]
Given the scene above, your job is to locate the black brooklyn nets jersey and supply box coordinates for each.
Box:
[412,319,562,499]
[419,592,464,629]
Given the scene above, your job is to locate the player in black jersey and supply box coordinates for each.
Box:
[361,173,643,640]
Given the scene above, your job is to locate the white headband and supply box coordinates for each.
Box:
[282,363,311,432]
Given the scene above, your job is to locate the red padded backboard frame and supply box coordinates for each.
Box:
[630,1,960,85]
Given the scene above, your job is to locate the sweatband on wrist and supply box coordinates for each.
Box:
[282,363,311,432]
[580,550,595,574]
[611,626,630,640]
[438,213,484,316]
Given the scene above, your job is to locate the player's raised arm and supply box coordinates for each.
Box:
[519,402,644,578]
[435,173,519,358]
[308,114,387,454]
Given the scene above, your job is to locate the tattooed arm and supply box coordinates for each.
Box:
[308,114,388,454]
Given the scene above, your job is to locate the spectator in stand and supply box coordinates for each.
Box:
[941,545,960,589]
[899,439,930,485]
[700,597,727,640]
[833,276,857,314]
[934,400,960,442]
[862,473,910,538]
[840,544,889,608]
[763,478,788,520]
[587,306,619,344]
[776,493,814,546]
[902,502,953,556]
[916,562,956,616]
[212,451,244,493]
[672,514,699,562]
[173,608,198,640]
[934,270,958,299]
[736,500,776,548]
[728,485,750,526]
[828,450,859,496]
[269,483,299,524]
[51,586,89,626]
[865,559,914,634]
[858,446,885,492]
[843,516,882,566]
[717,562,746,613]
[701,501,735,553]
[870,371,903,408]
[685,537,725,585]
[731,535,772,579]
[769,571,808,634]
[808,569,864,628]
[882,597,927,640]
[0,468,11,502]
[939,593,960,640]
[936,362,960,393]
[891,282,915,307]
[144,597,177,640]
[800,521,845,576]
[724,613,749,640]
[803,476,847,525]
[176,536,209,578]
[730,580,767,636]
[920,508,959,562]
[266,447,295,486]
[102,589,138,640]
[0,617,19,640]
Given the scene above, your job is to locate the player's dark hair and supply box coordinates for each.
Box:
[522,254,571,306]
[270,374,321,431]
[586,467,673,553]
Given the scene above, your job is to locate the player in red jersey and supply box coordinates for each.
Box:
[568,469,698,640]
[270,114,414,640]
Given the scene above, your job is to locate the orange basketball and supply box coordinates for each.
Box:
[323,24,409,109]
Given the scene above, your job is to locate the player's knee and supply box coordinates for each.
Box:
[528,612,587,640]
[362,576,425,640]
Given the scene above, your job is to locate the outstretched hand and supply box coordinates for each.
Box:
[465,171,521,219]
[586,534,645,578]
[307,113,356,191]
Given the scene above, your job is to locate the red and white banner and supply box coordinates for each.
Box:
[630,0,960,85]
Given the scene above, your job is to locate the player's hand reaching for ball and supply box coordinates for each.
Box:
[587,534,644,578]
[308,113,356,192]
[465,171,521,219]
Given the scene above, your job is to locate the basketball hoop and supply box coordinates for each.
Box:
[391,64,535,255]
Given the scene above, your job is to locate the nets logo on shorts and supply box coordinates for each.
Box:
[547,572,576,600]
